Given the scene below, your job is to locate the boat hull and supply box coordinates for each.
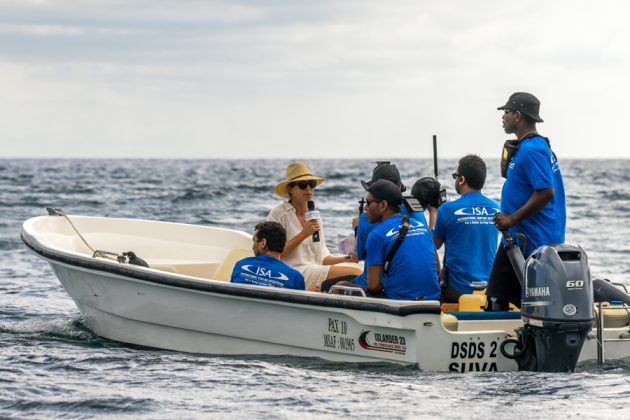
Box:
[47,259,517,370]
[22,215,630,371]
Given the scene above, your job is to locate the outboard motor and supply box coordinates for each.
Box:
[501,234,594,372]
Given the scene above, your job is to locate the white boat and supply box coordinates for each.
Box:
[21,212,630,372]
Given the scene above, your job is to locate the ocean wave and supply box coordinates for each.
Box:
[171,189,227,202]
[2,397,157,415]
[0,318,95,342]
[315,185,354,196]
[0,238,22,251]
[3,158,630,418]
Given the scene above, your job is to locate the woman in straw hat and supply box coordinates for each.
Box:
[267,162,361,291]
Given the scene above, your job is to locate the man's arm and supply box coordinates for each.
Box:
[430,206,443,249]
[434,250,441,276]
[354,214,368,260]
[367,265,384,293]
[494,188,554,230]
[427,206,437,231]
[323,254,358,265]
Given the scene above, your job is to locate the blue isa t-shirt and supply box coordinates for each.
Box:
[231,254,305,290]
[433,192,500,294]
[501,135,566,255]
[354,207,427,288]
[365,215,440,300]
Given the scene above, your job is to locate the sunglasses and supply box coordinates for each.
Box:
[452,172,461,180]
[290,180,317,190]
[503,109,517,115]
[364,198,382,207]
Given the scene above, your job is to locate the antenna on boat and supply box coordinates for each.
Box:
[433,134,439,180]
[433,134,447,206]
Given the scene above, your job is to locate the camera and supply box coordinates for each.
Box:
[402,196,423,213]
[411,177,447,209]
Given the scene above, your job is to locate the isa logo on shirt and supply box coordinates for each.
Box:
[385,219,426,238]
[452,206,499,225]
[241,265,289,281]
[453,207,500,216]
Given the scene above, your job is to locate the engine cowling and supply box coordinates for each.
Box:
[506,244,594,372]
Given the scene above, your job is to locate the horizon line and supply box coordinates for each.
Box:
[0,155,627,161]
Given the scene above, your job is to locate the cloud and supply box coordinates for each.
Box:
[1,0,630,158]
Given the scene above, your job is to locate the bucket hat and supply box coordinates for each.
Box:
[497,92,544,122]
[274,162,326,198]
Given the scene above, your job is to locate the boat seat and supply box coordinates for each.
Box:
[594,302,630,328]
[213,248,254,282]
[150,260,222,279]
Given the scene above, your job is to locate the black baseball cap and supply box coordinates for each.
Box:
[365,179,403,207]
[497,92,544,123]
[361,161,406,192]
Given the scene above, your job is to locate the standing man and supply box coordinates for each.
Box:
[231,221,305,290]
[486,92,566,310]
[364,179,440,301]
[425,155,500,303]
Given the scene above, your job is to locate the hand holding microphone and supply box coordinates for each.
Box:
[306,201,321,242]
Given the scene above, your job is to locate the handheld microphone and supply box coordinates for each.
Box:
[306,200,320,242]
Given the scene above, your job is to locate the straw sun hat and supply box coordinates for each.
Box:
[274,162,326,198]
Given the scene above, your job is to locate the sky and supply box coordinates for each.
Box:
[1,0,629,159]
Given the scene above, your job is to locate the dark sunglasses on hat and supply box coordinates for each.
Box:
[290,180,317,190]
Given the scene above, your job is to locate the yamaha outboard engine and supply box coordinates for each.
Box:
[501,234,594,372]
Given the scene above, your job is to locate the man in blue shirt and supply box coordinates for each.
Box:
[352,161,428,289]
[426,155,500,303]
[364,179,440,301]
[231,221,305,290]
[486,92,566,310]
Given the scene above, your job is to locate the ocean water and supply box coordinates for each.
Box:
[1,158,630,419]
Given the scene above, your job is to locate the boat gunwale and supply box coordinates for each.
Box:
[21,228,442,317]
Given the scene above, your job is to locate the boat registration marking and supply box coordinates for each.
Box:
[322,317,411,356]
[323,317,355,352]
[448,339,500,372]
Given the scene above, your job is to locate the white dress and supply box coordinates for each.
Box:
[267,202,331,289]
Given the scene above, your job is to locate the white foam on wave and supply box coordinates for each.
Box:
[0,317,91,340]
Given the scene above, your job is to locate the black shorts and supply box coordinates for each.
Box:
[485,245,521,307]
[440,282,463,304]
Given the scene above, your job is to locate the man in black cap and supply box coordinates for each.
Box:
[486,92,566,311]
[362,179,440,300]
[351,162,430,290]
